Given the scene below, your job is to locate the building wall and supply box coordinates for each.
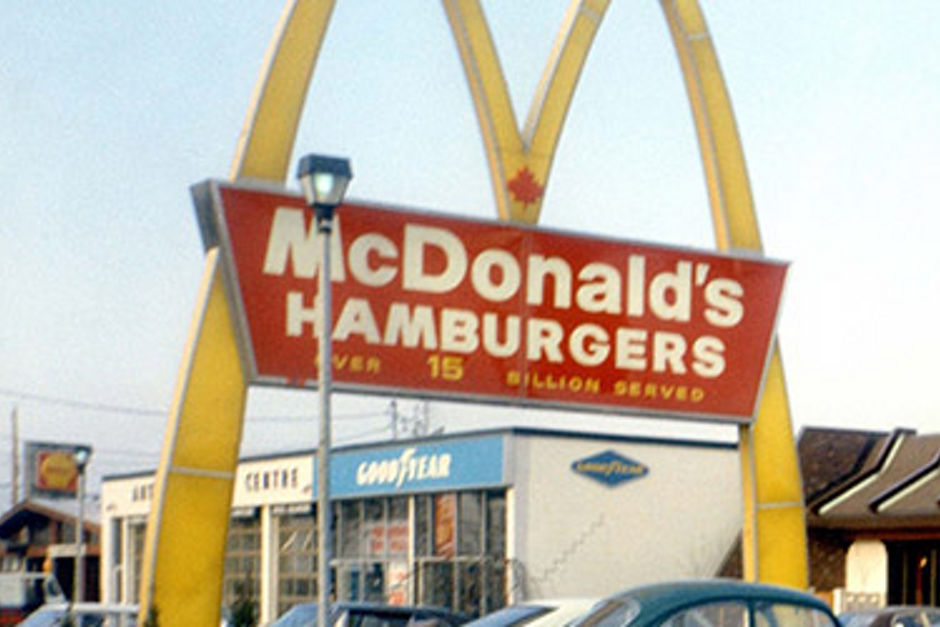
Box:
[100,430,742,616]
[512,432,741,599]
[840,539,888,611]
[808,530,849,592]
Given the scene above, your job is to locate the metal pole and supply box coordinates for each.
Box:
[11,406,19,505]
[316,212,333,627]
[75,466,86,603]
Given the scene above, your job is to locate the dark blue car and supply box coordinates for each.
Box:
[571,580,840,627]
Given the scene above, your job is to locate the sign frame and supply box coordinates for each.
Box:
[193,179,788,424]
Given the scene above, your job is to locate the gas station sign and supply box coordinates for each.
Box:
[194,181,787,423]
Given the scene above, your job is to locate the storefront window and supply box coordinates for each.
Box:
[335,497,411,604]
[887,541,940,605]
[458,493,482,556]
[363,499,384,558]
[222,515,261,617]
[271,490,506,615]
[420,561,454,609]
[413,490,508,617]
[415,495,431,557]
[129,521,147,604]
[486,491,506,558]
[434,494,457,558]
[340,501,362,557]
[388,497,408,558]
[277,510,315,617]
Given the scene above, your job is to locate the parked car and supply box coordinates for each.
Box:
[570,580,841,627]
[270,602,470,627]
[839,607,940,627]
[16,602,138,627]
[0,572,64,626]
[465,599,599,627]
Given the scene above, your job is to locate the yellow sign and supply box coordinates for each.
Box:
[37,451,78,492]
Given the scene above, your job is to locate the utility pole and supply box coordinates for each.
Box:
[389,400,399,439]
[11,406,19,506]
[412,401,430,437]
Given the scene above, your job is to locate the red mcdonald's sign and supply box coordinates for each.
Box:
[195,181,788,423]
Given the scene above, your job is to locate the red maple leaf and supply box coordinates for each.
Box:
[507,166,544,209]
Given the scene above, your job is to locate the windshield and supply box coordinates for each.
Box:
[19,608,137,627]
[272,605,421,627]
[573,599,641,627]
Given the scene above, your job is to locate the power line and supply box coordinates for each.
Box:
[0,387,165,417]
[335,425,392,444]
[0,387,391,423]
[247,410,388,423]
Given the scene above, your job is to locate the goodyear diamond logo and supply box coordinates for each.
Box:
[571,450,649,487]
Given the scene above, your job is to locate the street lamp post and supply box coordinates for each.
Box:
[297,153,352,627]
[72,446,92,604]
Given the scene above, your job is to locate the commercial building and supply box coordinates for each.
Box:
[0,499,100,602]
[99,427,741,623]
[799,427,940,611]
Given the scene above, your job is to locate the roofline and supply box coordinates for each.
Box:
[102,425,737,481]
[0,499,101,535]
[869,449,940,513]
[813,428,913,515]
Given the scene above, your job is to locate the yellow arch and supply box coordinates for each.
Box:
[443,0,612,223]
[141,1,806,623]
[661,0,807,586]
[139,3,336,625]
[138,249,248,626]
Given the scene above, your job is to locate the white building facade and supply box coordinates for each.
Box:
[99,428,741,623]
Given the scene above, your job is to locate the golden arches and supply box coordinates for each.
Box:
[142,1,807,623]
[661,0,807,586]
[443,0,612,223]
[138,249,249,626]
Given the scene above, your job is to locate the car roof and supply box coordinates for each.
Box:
[606,580,832,617]
[274,602,470,627]
[291,602,457,613]
[32,603,138,612]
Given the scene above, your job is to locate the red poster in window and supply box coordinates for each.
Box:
[434,494,456,558]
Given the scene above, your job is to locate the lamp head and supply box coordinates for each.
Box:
[296,154,353,220]
[73,445,92,470]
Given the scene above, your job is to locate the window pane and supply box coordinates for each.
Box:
[458,493,482,556]
[416,495,430,557]
[434,495,456,558]
[277,512,316,610]
[363,562,385,603]
[458,561,483,618]
[341,501,362,556]
[388,497,409,558]
[754,602,840,627]
[486,492,506,558]
[420,562,453,608]
[222,516,261,615]
[483,558,507,614]
[661,601,746,627]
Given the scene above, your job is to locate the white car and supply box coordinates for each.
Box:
[465,599,599,627]
[17,602,139,627]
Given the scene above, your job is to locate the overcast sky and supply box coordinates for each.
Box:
[3,1,939,504]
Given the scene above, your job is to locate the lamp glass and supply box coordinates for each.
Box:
[314,172,349,207]
[296,154,352,208]
[73,447,91,468]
